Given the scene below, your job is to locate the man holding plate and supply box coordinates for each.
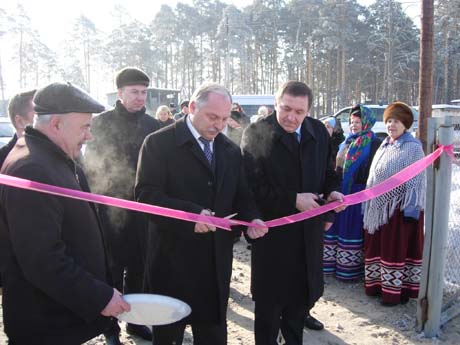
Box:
[0,82,130,344]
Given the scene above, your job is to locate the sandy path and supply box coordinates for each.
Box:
[1,239,459,344]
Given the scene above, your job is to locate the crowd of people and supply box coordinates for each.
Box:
[0,66,426,345]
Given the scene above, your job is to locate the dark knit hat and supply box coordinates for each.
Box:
[180,100,189,108]
[349,104,361,118]
[34,82,105,116]
[383,102,414,129]
[115,67,150,89]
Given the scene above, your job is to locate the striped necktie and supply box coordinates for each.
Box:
[199,137,213,164]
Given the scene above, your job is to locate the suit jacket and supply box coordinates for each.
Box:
[0,127,113,343]
[135,116,259,324]
[241,113,340,307]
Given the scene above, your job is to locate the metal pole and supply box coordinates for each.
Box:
[416,117,438,331]
[424,123,454,337]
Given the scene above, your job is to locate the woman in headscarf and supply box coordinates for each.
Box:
[363,101,425,306]
[324,104,381,281]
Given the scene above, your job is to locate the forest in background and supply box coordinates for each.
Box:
[0,0,459,117]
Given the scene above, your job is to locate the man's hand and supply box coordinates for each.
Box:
[194,209,217,233]
[247,219,268,239]
[324,222,333,231]
[327,191,347,212]
[101,288,130,317]
[296,193,322,212]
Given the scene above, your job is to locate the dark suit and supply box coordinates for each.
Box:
[0,127,113,344]
[135,116,259,344]
[241,113,340,344]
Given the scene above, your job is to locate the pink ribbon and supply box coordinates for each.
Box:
[0,145,450,230]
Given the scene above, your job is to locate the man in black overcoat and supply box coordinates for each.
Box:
[0,82,130,345]
[135,82,268,345]
[241,81,344,345]
[84,67,160,343]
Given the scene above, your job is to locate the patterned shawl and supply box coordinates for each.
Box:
[363,133,426,234]
[338,104,376,194]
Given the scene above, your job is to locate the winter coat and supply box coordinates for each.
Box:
[0,127,113,344]
[135,117,260,324]
[241,113,340,308]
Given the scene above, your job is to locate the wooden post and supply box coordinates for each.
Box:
[424,123,454,337]
[418,0,435,152]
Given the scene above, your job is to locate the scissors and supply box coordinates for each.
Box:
[224,213,238,219]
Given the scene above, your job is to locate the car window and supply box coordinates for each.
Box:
[371,108,385,121]
[0,123,15,137]
[336,109,350,123]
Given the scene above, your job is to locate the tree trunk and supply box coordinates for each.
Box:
[418,0,434,151]
[443,26,449,103]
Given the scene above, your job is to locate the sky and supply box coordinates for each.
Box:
[2,0,421,50]
[0,0,421,99]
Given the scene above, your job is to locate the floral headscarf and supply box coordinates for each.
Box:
[339,104,376,194]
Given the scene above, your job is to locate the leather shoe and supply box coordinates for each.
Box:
[104,332,122,345]
[126,323,153,341]
[304,315,324,331]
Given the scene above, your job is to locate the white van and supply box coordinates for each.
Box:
[231,95,275,117]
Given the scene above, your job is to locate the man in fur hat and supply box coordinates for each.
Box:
[84,67,159,344]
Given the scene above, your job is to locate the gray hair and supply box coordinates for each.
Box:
[190,83,232,111]
[34,114,55,127]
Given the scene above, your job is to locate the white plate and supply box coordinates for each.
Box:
[117,294,191,326]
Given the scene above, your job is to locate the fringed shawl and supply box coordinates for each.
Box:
[363,132,426,234]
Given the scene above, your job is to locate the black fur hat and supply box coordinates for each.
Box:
[34,82,105,115]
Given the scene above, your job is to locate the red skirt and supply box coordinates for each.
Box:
[364,209,424,304]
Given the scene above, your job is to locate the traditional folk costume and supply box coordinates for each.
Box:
[363,131,425,304]
[324,105,380,280]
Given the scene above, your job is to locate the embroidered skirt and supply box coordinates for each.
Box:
[364,209,424,303]
[324,183,365,280]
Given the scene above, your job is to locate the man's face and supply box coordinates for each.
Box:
[118,85,148,113]
[183,106,189,115]
[14,99,35,136]
[275,93,310,133]
[189,93,232,141]
[57,113,93,160]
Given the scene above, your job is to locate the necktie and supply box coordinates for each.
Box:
[199,137,213,165]
[293,132,300,144]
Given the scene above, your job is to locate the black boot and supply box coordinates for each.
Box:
[126,323,153,341]
[304,314,324,331]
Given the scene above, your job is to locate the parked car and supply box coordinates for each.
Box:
[320,104,419,139]
[0,117,15,148]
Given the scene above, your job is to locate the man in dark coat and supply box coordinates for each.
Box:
[173,99,189,120]
[0,82,130,345]
[0,89,36,167]
[84,67,159,343]
[135,82,267,345]
[241,81,344,345]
